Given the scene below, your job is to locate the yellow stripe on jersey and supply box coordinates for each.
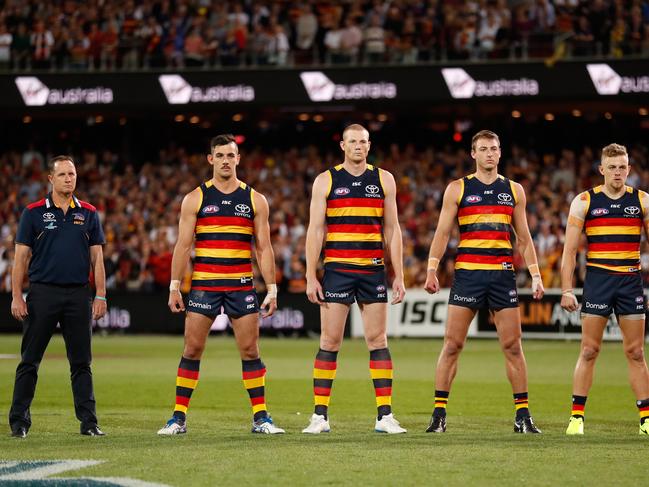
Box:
[458,239,512,249]
[326,171,333,198]
[457,214,512,225]
[197,186,204,212]
[457,178,464,205]
[509,180,519,204]
[250,188,257,214]
[176,377,198,389]
[326,232,383,242]
[585,226,641,236]
[243,377,265,389]
[587,263,640,272]
[191,271,254,280]
[370,369,394,380]
[195,249,252,259]
[323,257,382,266]
[195,225,254,235]
[455,262,512,271]
[326,207,384,218]
[586,251,640,260]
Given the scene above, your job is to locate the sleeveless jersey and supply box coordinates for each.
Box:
[324,164,385,269]
[584,185,643,274]
[455,174,516,271]
[191,180,256,292]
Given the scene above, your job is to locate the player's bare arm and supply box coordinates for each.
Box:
[305,171,329,305]
[560,192,588,312]
[640,190,649,239]
[10,243,31,321]
[253,190,277,317]
[511,182,544,300]
[424,180,461,294]
[168,188,200,312]
[380,169,405,304]
[90,245,107,320]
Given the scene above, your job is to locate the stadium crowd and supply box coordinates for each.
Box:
[2,138,649,294]
[0,0,648,71]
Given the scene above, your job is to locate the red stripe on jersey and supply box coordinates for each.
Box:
[370,360,393,370]
[191,285,254,292]
[327,224,383,233]
[193,263,253,273]
[195,240,251,250]
[27,199,46,209]
[242,368,266,380]
[459,231,511,241]
[177,368,199,380]
[314,359,337,370]
[327,198,383,208]
[585,217,642,228]
[196,216,253,226]
[336,268,375,274]
[455,254,513,264]
[458,205,514,217]
[587,242,640,252]
[324,249,384,258]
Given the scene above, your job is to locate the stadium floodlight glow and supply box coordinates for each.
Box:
[587,63,649,95]
[158,74,254,104]
[544,113,555,121]
[299,71,397,102]
[639,108,648,116]
[441,68,539,99]
[15,76,113,106]
[572,109,582,117]
[511,110,521,118]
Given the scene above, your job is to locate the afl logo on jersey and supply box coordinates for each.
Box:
[624,206,640,216]
[497,193,512,202]
[591,208,609,217]
[235,204,251,214]
[365,185,380,194]
[334,187,350,196]
[203,205,219,214]
[636,296,644,303]
[245,295,255,303]
[465,195,482,203]
[376,285,386,292]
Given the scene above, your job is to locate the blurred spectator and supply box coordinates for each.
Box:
[31,20,54,70]
[364,14,386,64]
[0,23,13,69]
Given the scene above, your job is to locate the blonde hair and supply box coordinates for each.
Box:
[601,143,628,160]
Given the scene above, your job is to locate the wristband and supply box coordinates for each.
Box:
[562,289,574,295]
[265,284,277,298]
[169,280,181,292]
[528,264,540,278]
[427,257,439,272]
[95,296,107,301]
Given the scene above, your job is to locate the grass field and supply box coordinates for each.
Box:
[0,335,647,486]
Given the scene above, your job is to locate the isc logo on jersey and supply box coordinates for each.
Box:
[465,195,482,203]
[334,187,350,195]
[591,208,609,216]
[204,205,220,214]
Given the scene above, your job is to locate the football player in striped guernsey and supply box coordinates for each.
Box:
[303,124,407,434]
[561,143,649,436]
[423,129,544,434]
[157,134,284,435]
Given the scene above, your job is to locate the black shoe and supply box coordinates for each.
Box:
[514,416,542,434]
[425,414,446,433]
[11,427,28,438]
[81,426,106,436]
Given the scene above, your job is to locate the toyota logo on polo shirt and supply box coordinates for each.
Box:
[625,206,640,215]
[498,193,512,202]
[365,185,380,194]
[42,212,56,222]
[235,204,251,214]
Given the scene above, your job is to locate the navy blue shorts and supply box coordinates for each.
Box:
[581,270,645,316]
[449,269,518,310]
[187,289,259,317]
[322,266,388,304]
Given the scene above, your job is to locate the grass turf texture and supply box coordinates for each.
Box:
[0,335,647,486]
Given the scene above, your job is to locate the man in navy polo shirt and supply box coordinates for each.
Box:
[9,155,107,438]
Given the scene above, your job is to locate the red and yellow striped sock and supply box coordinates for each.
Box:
[174,356,200,420]
[572,395,587,419]
[370,348,393,419]
[514,392,529,417]
[242,358,267,421]
[434,390,449,416]
[637,398,649,424]
[313,349,338,418]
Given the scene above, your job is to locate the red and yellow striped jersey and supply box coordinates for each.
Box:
[584,185,644,274]
[455,174,516,271]
[324,164,385,270]
[191,180,256,292]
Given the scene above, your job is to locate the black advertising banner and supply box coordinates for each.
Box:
[0,292,322,336]
[1,60,648,112]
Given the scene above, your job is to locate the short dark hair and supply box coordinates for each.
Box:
[210,134,237,152]
[471,130,500,151]
[48,155,75,173]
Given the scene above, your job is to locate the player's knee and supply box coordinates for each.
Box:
[320,336,343,352]
[239,343,259,360]
[183,343,205,360]
[366,334,387,350]
[581,344,600,361]
[443,339,464,358]
[624,346,645,363]
[502,339,523,358]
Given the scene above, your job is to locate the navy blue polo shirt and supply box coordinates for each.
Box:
[16,193,106,285]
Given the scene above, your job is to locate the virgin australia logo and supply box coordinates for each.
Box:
[15,77,113,106]
[299,71,396,102]
[441,68,538,99]
[158,74,254,104]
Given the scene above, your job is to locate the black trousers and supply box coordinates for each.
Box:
[9,283,98,432]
